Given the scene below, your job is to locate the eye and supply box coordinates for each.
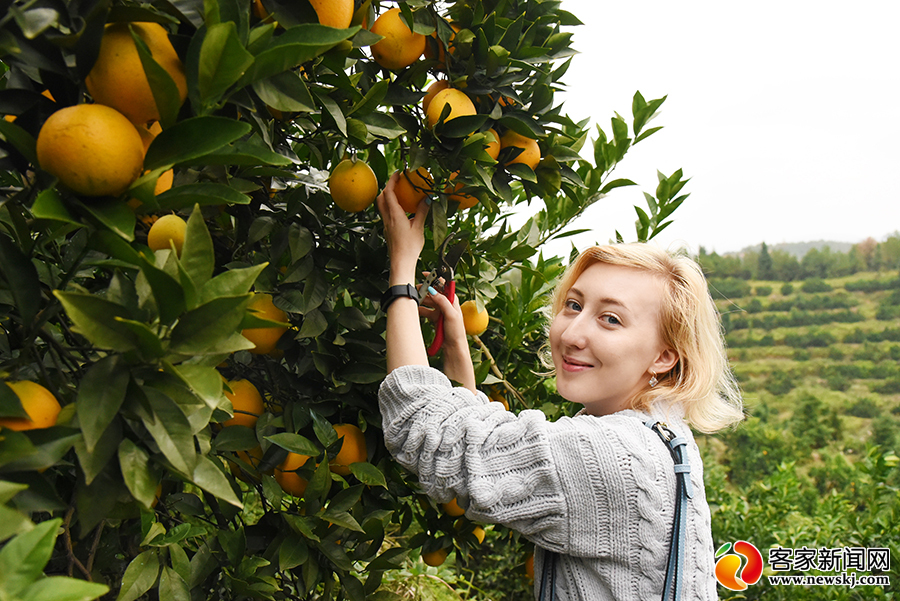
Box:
[564,299,582,312]
[601,314,621,326]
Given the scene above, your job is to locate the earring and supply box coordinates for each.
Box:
[649,373,658,388]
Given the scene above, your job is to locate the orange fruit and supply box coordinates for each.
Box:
[222,379,265,429]
[370,8,426,70]
[460,300,489,336]
[85,22,187,125]
[147,214,187,255]
[310,0,353,28]
[36,104,144,197]
[393,168,433,213]
[500,130,541,170]
[425,88,476,130]
[241,293,289,355]
[330,423,366,475]
[228,446,265,482]
[489,387,510,411]
[422,548,449,567]
[525,553,534,579]
[445,172,478,209]
[0,381,61,431]
[329,158,378,212]
[275,452,312,497]
[472,526,486,544]
[422,80,450,114]
[135,121,174,196]
[483,128,500,160]
[424,23,460,68]
[442,497,465,517]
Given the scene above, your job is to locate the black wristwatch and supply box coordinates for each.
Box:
[380,284,420,311]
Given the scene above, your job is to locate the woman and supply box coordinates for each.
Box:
[376,172,743,600]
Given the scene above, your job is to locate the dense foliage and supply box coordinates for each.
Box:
[0,1,686,599]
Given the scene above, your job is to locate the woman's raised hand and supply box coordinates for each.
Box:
[376,171,430,285]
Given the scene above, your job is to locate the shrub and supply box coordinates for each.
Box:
[848,397,881,418]
[765,370,796,395]
[872,378,900,394]
[780,283,794,295]
[754,285,773,296]
[801,278,833,293]
[709,277,752,300]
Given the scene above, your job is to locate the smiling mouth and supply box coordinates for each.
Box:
[562,357,593,371]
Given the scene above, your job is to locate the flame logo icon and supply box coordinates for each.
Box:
[715,541,763,590]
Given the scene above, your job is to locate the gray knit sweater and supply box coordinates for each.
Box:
[378,365,718,600]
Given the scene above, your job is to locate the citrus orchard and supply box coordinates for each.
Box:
[0,381,61,431]
[85,22,187,125]
[241,293,289,355]
[36,104,144,197]
[329,158,378,212]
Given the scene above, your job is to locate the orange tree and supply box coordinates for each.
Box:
[0,0,688,598]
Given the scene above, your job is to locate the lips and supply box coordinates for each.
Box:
[562,356,593,371]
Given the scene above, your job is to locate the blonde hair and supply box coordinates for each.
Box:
[545,243,743,433]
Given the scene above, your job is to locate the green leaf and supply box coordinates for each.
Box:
[278,536,308,571]
[213,426,258,452]
[599,178,637,195]
[0,233,43,328]
[434,114,488,139]
[190,138,293,166]
[252,70,316,113]
[0,518,61,597]
[238,24,358,86]
[131,25,182,129]
[198,22,255,111]
[168,295,253,354]
[358,112,406,140]
[198,263,266,305]
[77,355,129,453]
[347,79,389,117]
[30,188,80,226]
[157,566,190,601]
[74,420,122,486]
[113,318,166,360]
[73,197,136,241]
[336,363,384,384]
[156,183,251,211]
[145,117,252,170]
[0,382,28,421]
[316,540,353,571]
[297,309,327,339]
[17,576,109,601]
[139,388,197,475]
[348,462,387,488]
[115,550,160,601]
[266,432,320,456]
[315,91,346,137]
[321,509,365,532]
[179,206,215,287]
[53,291,139,352]
[192,456,242,508]
[118,439,159,508]
[0,119,37,166]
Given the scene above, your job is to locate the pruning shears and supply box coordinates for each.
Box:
[423,234,467,356]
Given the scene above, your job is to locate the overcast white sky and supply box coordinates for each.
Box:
[530,0,900,257]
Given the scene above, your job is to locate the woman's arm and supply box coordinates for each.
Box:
[377,172,476,393]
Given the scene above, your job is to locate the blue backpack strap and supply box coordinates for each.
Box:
[645,420,692,601]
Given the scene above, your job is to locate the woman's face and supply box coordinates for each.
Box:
[549,262,677,416]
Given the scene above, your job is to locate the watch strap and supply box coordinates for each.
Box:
[381,284,420,311]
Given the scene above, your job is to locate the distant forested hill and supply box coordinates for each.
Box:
[739,240,855,258]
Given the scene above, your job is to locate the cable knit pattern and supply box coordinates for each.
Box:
[378,365,717,600]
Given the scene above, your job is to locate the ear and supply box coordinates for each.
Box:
[651,347,679,375]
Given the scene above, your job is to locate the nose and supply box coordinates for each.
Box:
[557,312,589,349]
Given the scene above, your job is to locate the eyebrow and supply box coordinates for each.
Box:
[567,287,630,312]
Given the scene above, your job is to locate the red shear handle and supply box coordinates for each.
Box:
[426,280,455,356]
